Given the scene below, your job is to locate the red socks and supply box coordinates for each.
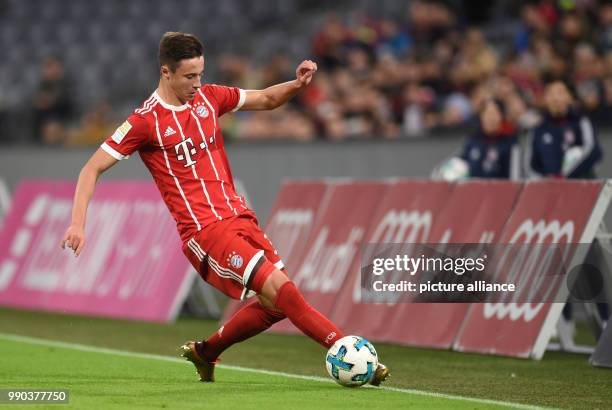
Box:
[198,300,285,362]
[198,281,343,362]
[273,281,343,348]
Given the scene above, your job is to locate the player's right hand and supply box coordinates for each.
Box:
[295,60,317,87]
[61,224,85,256]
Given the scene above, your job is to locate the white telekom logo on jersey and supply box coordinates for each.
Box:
[174,137,208,167]
[174,132,216,167]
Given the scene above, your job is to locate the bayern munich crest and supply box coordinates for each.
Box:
[195,104,209,118]
[228,252,243,269]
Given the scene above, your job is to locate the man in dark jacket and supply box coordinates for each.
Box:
[461,99,520,179]
[527,81,603,178]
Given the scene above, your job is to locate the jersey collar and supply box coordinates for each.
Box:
[153,91,191,111]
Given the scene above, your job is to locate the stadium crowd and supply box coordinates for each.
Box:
[231,0,612,141]
[18,0,612,144]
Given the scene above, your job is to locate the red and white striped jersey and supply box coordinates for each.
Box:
[101,85,249,243]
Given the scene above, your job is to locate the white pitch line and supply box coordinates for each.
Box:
[0,333,554,410]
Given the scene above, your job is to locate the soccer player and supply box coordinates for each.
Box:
[60,32,389,385]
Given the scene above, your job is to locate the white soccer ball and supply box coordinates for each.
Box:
[432,157,470,181]
[325,335,378,387]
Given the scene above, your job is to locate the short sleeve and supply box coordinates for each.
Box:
[206,84,246,116]
[101,114,150,160]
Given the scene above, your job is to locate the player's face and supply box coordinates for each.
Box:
[167,56,204,103]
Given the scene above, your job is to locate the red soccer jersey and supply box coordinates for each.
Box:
[102,85,249,243]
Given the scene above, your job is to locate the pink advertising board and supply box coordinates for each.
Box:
[454,180,606,358]
[0,181,194,322]
[270,181,389,334]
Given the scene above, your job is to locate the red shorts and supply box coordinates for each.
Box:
[182,211,284,300]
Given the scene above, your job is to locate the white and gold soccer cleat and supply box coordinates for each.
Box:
[179,341,216,382]
[369,363,390,386]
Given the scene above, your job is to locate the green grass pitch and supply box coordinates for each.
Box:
[0,307,610,409]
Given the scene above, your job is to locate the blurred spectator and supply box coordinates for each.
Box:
[216,54,254,89]
[237,106,315,141]
[298,0,611,140]
[312,14,348,71]
[261,53,294,88]
[505,91,541,131]
[2,0,612,143]
[66,103,115,146]
[514,3,553,53]
[407,1,455,46]
[377,19,412,58]
[451,28,499,87]
[600,3,612,51]
[32,57,74,145]
[526,81,603,179]
[401,83,435,137]
[460,99,520,179]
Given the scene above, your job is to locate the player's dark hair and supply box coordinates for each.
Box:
[158,32,203,72]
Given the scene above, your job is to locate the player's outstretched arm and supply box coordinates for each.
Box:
[60,148,118,256]
[240,60,317,111]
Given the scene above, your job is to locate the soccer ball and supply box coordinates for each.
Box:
[433,157,470,181]
[325,335,378,387]
[431,157,470,181]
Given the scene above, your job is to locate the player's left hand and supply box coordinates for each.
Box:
[296,60,317,87]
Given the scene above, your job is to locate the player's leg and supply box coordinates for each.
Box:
[180,298,285,382]
[256,268,343,348]
[181,216,388,384]
[179,228,287,381]
[238,214,389,385]
[256,293,281,312]
[256,269,389,385]
[189,274,288,365]
[193,298,285,363]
